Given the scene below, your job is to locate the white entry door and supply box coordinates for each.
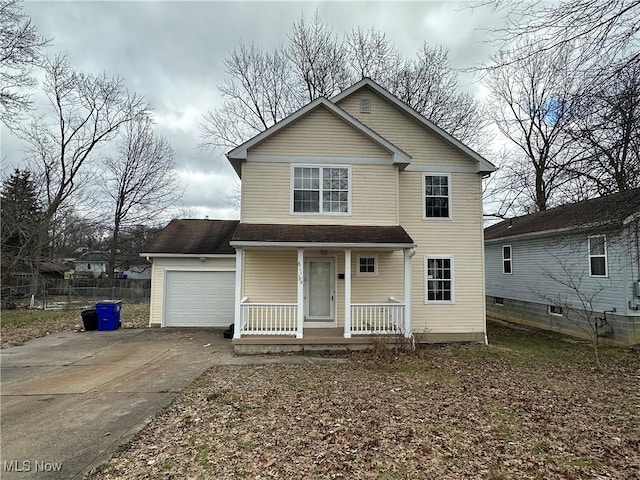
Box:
[304,257,335,323]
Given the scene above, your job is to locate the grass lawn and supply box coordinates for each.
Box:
[87,322,639,480]
[0,302,150,348]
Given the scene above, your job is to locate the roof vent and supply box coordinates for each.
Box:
[360,98,371,113]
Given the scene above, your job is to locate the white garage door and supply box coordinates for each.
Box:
[164,271,235,327]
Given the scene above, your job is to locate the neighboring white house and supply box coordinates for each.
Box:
[142,78,496,352]
[73,251,109,279]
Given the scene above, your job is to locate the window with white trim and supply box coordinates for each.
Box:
[502,245,512,274]
[548,305,563,315]
[588,235,607,277]
[357,256,377,276]
[424,175,451,219]
[293,166,349,214]
[424,256,454,303]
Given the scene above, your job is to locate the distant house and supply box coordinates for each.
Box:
[114,255,152,280]
[74,251,109,278]
[484,189,640,346]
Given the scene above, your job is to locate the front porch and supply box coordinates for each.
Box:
[230,223,416,345]
[233,327,412,354]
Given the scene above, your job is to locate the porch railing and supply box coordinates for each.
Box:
[350,301,405,335]
[239,300,298,335]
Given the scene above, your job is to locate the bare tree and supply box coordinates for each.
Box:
[486,41,581,211]
[484,0,639,82]
[101,117,181,278]
[201,14,486,152]
[0,0,47,126]
[17,55,149,289]
[567,62,640,194]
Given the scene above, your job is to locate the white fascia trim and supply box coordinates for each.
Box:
[140,253,237,258]
[230,241,416,249]
[484,222,615,244]
[247,154,392,165]
[405,164,477,174]
[331,78,496,174]
[226,97,411,165]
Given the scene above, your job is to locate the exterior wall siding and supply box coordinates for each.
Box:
[149,257,236,326]
[338,88,486,338]
[249,106,390,157]
[241,161,398,225]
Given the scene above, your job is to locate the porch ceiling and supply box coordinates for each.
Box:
[231,223,415,249]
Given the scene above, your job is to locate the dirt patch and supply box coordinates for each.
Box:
[87,323,640,479]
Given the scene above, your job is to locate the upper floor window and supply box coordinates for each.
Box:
[293,166,350,214]
[423,174,451,219]
[588,235,607,277]
[502,245,512,274]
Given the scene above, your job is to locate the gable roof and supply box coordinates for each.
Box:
[484,188,640,242]
[231,223,415,248]
[226,98,412,176]
[75,251,109,262]
[331,78,496,175]
[141,219,239,256]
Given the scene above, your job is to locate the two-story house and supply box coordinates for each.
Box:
[143,78,496,352]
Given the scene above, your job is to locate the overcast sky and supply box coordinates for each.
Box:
[1,0,508,221]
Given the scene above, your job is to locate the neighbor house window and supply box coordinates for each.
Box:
[588,235,607,277]
[494,297,504,306]
[502,245,512,274]
[423,175,451,219]
[293,166,349,214]
[548,305,563,315]
[357,256,377,276]
[425,256,454,303]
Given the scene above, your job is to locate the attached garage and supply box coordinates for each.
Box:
[142,219,239,328]
[164,271,235,327]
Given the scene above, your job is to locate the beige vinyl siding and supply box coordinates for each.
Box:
[241,162,398,225]
[250,106,389,157]
[402,171,486,334]
[337,88,468,168]
[350,251,404,303]
[243,250,297,303]
[149,257,236,326]
[338,87,486,335]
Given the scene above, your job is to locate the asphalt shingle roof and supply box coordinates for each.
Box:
[484,188,640,241]
[143,219,239,254]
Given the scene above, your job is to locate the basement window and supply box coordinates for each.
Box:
[494,297,504,306]
[548,305,563,316]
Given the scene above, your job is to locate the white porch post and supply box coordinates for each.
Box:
[403,248,413,338]
[233,248,243,339]
[344,249,352,338]
[296,248,304,339]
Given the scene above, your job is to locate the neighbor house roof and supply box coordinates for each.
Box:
[226,96,412,176]
[484,188,640,242]
[75,251,109,262]
[141,219,239,256]
[231,223,415,248]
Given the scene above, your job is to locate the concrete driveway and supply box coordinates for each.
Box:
[0,328,342,479]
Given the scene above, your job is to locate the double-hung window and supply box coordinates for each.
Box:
[423,174,451,219]
[502,245,512,274]
[425,256,454,303]
[588,235,607,277]
[293,166,349,214]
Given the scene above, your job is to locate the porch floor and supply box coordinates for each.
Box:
[233,328,408,354]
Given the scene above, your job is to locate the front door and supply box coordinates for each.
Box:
[304,257,335,325]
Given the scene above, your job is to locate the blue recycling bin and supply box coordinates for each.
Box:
[95,300,122,331]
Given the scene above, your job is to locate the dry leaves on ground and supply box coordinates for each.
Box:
[87,326,640,480]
